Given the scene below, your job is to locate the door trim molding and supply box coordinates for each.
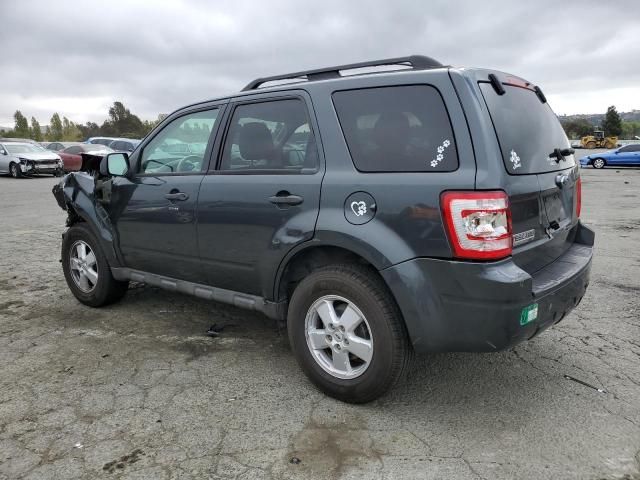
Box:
[111,267,287,320]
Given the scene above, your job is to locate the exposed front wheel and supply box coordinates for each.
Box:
[592,158,606,169]
[9,163,21,178]
[61,223,128,307]
[288,264,410,403]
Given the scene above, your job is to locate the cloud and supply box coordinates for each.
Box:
[0,0,638,125]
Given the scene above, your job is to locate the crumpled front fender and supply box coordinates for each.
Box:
[52,172,122,267]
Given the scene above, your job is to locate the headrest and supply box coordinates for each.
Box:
[238,122,273,160]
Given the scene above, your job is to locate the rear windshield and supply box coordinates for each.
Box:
[480,82,575,174]
[332,85,458,172]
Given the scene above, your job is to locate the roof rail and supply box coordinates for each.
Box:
[241,55,443,91]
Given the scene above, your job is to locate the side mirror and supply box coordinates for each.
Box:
[100,152,130,177]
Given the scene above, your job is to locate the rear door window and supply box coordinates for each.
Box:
[219,98,318,173]
[479,82,575,174]
[332,85,458,172]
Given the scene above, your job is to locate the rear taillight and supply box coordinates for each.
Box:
[441,191,512,260]
[576,178,582,218]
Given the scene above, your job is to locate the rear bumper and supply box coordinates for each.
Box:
[381,223,594,353]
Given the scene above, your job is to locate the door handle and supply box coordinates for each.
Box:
[165,192,189,201]
[269,192,304,206]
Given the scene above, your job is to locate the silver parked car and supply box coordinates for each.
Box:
[0,142,64,178]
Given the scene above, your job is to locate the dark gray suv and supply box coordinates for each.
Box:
[53,56,594,403]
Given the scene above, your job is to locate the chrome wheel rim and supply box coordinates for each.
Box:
[593,158,604,168]
[304,295,373,380]
[10,164,18,177]
[69,240,98,293]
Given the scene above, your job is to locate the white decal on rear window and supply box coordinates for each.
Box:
[430,139,451,168]
[510,149,522,169]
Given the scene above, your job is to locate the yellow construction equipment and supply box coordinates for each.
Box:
[580,130,617,149]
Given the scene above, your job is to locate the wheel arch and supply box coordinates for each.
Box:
[273,240,390,303]
[53,174,123,267]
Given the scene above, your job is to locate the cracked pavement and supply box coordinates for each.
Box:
[1,156,639,479]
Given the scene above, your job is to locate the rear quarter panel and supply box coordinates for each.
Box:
[306,70,476,268]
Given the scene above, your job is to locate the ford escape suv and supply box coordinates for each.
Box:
[53,55,594,403]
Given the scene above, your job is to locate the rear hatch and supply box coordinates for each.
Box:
[479,75,579,274]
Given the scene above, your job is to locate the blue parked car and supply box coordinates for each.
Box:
[579,144,640,169]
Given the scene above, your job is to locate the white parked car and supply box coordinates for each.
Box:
[0,142,64,178]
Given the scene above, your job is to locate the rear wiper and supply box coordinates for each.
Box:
[549,148,574,163]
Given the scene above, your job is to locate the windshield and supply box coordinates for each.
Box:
[480,83,575,174]
[4,143,45,154]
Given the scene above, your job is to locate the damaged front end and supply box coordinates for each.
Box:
[52,153,122,265]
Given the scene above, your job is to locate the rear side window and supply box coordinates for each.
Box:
[480,82,575,174]
[332,85,458,172]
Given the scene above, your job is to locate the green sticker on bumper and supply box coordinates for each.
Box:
[520,303,538,326]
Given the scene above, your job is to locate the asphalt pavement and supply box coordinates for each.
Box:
[0,153,638,479]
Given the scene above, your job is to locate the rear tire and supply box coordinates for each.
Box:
[9,163,21,178]
[61,223,128,307]
[592,158,606,169]
[288,264,410,403]
[586,141,596,149]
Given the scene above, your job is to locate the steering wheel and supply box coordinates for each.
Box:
[176,155,202,172]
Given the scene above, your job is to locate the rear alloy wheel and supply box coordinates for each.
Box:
[305,295,374,380]
[288,264,410,403]
[9,163,21,178]
[592,158,606,169]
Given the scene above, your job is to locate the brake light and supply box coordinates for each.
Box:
[441,191,512,260]
[576,178,582,218]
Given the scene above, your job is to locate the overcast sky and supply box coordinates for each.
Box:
[0,0,638,126]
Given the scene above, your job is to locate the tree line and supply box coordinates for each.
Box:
[0,101,162,142]
[561,105,640,139]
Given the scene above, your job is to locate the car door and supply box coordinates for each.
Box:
[0,144,9,173]
[618,145,640,165]
[197,92,323,297]
[632,145,640,165]
[107,104,226,283]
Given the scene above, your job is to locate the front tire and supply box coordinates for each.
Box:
[61,223,128,307]
[9,163,21,178]
[288,264,410,403]
[592,158,606,169]
[586,141,596,149]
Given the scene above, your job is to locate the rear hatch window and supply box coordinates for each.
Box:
[479,82,575,174]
